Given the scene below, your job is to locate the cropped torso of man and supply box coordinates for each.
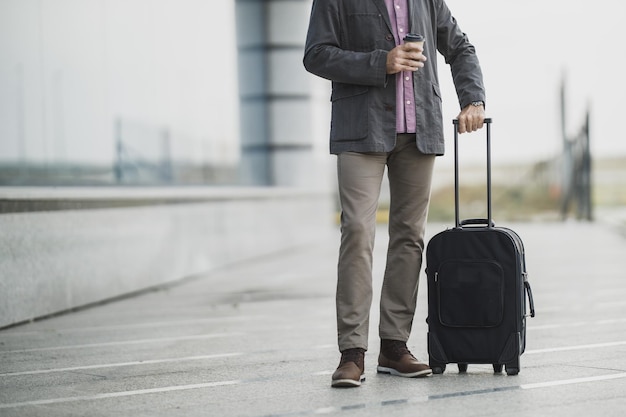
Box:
[304,0,486,155]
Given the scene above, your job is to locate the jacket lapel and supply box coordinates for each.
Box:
[371,0,392,33]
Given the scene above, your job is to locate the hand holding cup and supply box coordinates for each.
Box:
[386,33,427,74]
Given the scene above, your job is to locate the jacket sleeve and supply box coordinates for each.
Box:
[435,0,486,109]
[303,0,389,87]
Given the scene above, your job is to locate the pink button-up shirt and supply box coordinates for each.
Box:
[384,0,416,133]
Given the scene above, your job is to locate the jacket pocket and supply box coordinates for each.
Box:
[330,85,369,141]
[345,13,384,52]
[431,83,443,128]
[432,83,442,101]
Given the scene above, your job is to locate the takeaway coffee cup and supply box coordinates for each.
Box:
[403,33,425,45]
[403,33,425,70]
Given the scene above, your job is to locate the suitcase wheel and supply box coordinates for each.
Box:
[493,364,503,373]
[505,366,519,376]
[458,363,468,373]
[431,364,446,374]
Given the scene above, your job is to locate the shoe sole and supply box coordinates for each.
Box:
[377,366,432,378]
[331,375,365,388]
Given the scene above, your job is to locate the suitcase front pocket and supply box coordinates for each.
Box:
[436,260,504,328]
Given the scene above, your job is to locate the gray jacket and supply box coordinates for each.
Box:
[303,0,485,155]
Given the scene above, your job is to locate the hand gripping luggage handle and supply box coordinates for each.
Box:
[453,118,493,229]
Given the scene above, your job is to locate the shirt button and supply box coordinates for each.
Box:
[406,101,411,105]
[405,76,410,81]
[399,28,404,33]
[395,5,400,9]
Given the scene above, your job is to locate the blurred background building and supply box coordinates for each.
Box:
[0,0,334,328]
[0,0,332,188]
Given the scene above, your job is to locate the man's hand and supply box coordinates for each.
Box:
[457,103,485,133]
[386,42,427,75]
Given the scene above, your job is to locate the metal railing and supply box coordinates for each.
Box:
[113,118,173,184]
[111,118,238,186]
[559,79,592,221]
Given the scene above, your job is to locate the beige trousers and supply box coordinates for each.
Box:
[336,134,435,352]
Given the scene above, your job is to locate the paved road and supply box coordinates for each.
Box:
[1,220,626,416]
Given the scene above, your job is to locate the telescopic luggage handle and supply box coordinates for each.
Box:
[453,118,493,229]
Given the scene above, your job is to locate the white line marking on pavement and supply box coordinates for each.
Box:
[526,340,626,354]
[313,407,337,414]
[0,316,264,337]
[2,368,626,411]
[530,317,626,330]
[0,333,241,354]
[0,353,243,377]
[254,372,626,417]
[521,372,626,389]
[311,344,335,350]
[413,372,626,401]
[0,380,241,409]
[530,323,586,330]
[596,318,626,325]
[311,370,333,376]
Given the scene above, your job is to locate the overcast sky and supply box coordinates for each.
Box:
[437,0,626,165]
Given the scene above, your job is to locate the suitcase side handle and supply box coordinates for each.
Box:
[453,118,493,229]
[524,277,536,318]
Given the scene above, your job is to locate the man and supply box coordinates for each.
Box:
[303,0,486,388]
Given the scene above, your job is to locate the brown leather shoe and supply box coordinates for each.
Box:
[331,348,365,388]
[377,339,432,378]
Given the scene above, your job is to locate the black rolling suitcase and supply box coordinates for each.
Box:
[425,118,535,375]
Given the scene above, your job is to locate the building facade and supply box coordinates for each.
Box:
[0,0,331,188]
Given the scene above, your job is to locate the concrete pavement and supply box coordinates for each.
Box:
[1,219,626,416]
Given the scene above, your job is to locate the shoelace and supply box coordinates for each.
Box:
[384,341,416,361]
